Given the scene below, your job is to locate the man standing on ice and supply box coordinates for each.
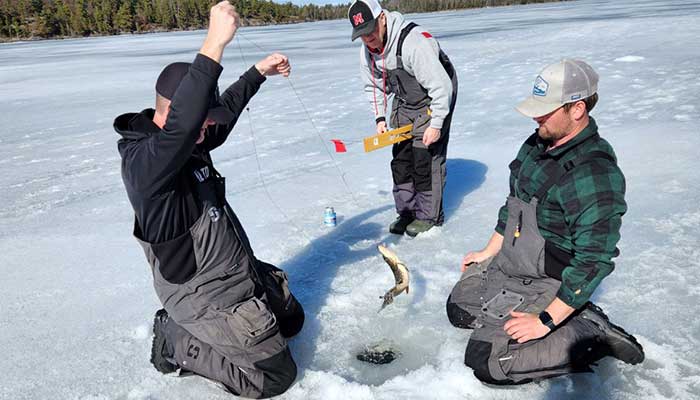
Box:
[446,59,644,384]
[114,1,304,397]
[348,0,458,237]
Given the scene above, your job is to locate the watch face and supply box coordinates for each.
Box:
[539,311,555,329]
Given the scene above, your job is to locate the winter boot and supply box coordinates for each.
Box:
[151,309,178,374]
[579,302,645,365]
[389,215,415,235]
[405,220,434,237]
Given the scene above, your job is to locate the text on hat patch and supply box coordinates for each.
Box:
[533,76,549,97]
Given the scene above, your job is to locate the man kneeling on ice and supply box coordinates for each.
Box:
[114,2,304,397]
[446,59,644,384]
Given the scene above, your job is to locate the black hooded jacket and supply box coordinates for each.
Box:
[114,54,266,282]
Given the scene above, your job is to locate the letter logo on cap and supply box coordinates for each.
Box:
[533,76,549,97]
[353,13,365,26]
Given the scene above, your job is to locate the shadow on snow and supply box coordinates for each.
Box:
[280,157,487,377]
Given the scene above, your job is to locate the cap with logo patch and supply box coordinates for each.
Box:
[348,0,383,41]
[156,62,235,124]
[516,59,599,118]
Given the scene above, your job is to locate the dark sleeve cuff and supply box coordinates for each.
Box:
[375,116,386,124]
[193,53,224,79]
[243,65,267,86]
[495,220,506,235]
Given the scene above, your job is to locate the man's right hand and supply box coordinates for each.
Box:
[200,1,240,63]
[461,251,490,272]
[461,232,504,272]
[376,121,388,135]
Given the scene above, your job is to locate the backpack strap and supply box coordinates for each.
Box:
[396,22,418,70]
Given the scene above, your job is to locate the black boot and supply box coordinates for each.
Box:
[151,309,178,374]
[389,214,414,235]
[579,302,645,365]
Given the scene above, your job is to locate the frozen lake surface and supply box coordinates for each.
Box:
[1,0,699,399]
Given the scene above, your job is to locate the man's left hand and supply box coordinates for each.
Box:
[503,311,551,343]
[255,53,291,77]
[422,127,441,146]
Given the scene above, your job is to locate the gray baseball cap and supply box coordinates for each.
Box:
[516,59,599,118]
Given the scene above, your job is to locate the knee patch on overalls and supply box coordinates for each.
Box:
[412,146,433,192]
[257,347,297,398]
[465,340,519,385]
[391,140,414,185]
[446,295,476,328]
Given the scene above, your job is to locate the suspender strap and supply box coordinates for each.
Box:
[562,151,616,172]
[532,150,617,201]
[396,22,418,70]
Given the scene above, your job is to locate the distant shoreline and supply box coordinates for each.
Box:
[0,18,309,44]
[0,0,567,44]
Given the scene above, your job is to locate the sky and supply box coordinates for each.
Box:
[1,0,699,399]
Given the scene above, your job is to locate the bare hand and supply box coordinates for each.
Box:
[376,121,388,135]
[422,126,441,146]
[255,53,291,77]
[503,311,551,343]
[461,251,489,272]
[206,1,240,48]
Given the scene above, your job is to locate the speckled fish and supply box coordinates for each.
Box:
[377,245,409,311]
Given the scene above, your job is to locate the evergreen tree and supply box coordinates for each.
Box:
[54,0,72,36]
[0,0,567,41]
[115,0,134,32]
[70,0,90,36]
[38,2,59,37]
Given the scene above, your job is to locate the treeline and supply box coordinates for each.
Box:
[0,0,564,41]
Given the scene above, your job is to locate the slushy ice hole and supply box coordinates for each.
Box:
[356,341,400,364]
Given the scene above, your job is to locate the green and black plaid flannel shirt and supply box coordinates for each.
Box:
[495,118,627,308]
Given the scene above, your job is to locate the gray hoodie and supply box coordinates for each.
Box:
[360,11,454,129]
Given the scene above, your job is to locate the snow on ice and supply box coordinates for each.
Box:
[1,0,699,399]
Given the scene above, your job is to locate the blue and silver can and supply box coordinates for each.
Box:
[324,207,337,227]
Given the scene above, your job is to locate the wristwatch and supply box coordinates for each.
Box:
[538,311,556,331]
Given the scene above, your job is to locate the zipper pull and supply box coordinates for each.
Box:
[512,210,523,246]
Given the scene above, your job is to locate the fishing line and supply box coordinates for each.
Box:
[233,35,319,246]
[237,31,361,206]
[233,36,340,270]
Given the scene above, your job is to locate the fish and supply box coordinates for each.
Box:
[377,244,410,311]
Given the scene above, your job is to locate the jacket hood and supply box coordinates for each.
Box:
[114,109,160,141]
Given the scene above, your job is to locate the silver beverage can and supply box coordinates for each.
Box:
[324,207,337,227]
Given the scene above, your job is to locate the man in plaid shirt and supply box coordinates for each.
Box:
[446,59,644,384]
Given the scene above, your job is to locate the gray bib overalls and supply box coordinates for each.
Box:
[387,23,458,224]
[136,156,303,398]
[447,155,614,384]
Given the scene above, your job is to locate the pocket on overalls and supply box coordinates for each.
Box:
[228,297,280,348]
[502,276,559,315]
[411,112,431,143]
[193,264,256,313]
[257,261,293,315]
[482,289,525,320]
